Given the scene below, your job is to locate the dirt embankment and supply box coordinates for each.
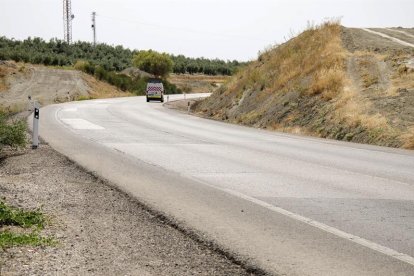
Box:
[193,23,414,149]
[0,61,131,114]
[0,144,255,275]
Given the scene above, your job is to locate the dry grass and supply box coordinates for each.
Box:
[81,73,133,99]
[223,21,346,101]
[169,74,229,93]
[333,73,394,141]
[196,22,414,148]
[402,127,414,149]
[0,66,12,92]
[391,68,414,93]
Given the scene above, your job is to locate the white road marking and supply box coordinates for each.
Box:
[363,28,414,48]
[219,188,414,266]
[61,118,104,130]
[63,108,78,112]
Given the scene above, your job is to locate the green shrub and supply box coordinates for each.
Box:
[133,50,174,78]
[0,112,26,150]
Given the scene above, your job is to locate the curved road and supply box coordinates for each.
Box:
[35,94,414,275]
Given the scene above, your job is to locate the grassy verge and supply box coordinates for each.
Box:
[0,201,55,249]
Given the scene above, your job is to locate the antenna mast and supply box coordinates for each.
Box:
[63,0,74,43]
[91,12,97,46]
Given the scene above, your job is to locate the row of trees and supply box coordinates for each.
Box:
[171,55,241,75]
[74,60,180,95]
[0,37,131,71]
[0,37,244,75]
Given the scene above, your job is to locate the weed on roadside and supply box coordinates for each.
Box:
[0,201,46,229]
[0,201,55,249]
[0,230,55,249]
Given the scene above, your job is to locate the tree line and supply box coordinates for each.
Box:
[0,37,244,75]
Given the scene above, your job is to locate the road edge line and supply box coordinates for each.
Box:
[221,188,414,266]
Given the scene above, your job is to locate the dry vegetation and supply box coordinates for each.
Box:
[168,74,229,93]
[195,22,414,149]
[0,62,18,92]
[0,67,8,92]
[80,73,133,100]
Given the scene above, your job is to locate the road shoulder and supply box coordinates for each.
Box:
[0,143,252,275]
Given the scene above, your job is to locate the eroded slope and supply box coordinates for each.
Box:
[195,23,414,148]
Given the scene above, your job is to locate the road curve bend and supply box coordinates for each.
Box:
[33,94,414,275]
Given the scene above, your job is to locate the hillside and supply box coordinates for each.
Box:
[194,23,414,149]
[0,61,132,114]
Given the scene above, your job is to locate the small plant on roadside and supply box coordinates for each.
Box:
[0,201,55,249]
[0,230,55,249]
[0,111,26,151]
[0,201,46,229]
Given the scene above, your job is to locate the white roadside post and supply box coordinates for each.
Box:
[167,95,169,102]
[32,101,40,149]
[187,101,190,114]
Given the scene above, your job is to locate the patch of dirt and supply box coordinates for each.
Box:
[82,74,133,100]
[0,62,89,112]
[168,74,229,93]
[121,67,153,79]
[0,143,255,276]
[0,62,131,113]
[371,28,414,45]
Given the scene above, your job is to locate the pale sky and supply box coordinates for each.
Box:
[1,0,413,61]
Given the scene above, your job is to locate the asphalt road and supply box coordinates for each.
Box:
[34,94,414,275]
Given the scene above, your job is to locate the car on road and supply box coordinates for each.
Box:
[146,79,164,102]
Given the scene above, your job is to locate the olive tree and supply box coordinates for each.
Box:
[132,50,173,78]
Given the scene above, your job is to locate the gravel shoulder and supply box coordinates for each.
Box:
[0,142,253,275]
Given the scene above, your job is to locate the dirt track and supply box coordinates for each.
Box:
[341,27,414,52]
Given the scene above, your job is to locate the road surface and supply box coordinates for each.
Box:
[34,94,414,275]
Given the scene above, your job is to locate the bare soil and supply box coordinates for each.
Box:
[0,62,89,112]
[0,143,255,276]
[341,28,413,53]
[371,28,414,45]
[0,62,131,113]
[168,74,229,94]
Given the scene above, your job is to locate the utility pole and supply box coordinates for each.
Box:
[91,12,97,46]
[63,0,74,44]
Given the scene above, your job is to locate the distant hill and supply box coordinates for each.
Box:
[194,23,414,149]
[0,37,244,75]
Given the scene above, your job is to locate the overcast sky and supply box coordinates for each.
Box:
[1,0,413,61]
